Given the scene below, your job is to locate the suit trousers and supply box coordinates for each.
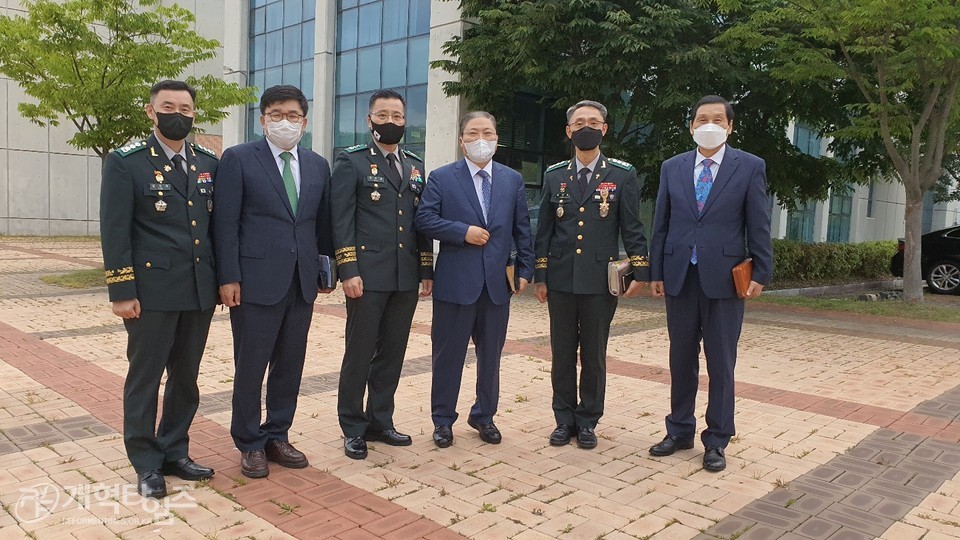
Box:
[338,290,419,437]
[663,264,744,448]
[230,269,313,451]
[123,308,214,473]
[548,291,618,429]
[431,287,510,426]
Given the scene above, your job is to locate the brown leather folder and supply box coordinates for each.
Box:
[506,264,517,293]
[732,258,753,299]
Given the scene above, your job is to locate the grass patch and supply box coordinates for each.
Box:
[755,294,960,323]
[41,268,105,289]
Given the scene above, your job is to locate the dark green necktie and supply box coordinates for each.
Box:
[280,151,298,214]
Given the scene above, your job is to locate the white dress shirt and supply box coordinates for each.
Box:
[575,153,601,179]
[694,144,725,186]
[465,158,494,219]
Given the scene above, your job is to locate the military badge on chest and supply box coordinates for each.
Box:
[557,182,571,218]
[409,167,424,205]
[153,171,168,212]
[595,182,617,218]
[369,163,382,201]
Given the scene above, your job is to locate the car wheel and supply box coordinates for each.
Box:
[926,260,960,294]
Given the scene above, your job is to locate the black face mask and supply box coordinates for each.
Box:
[371,122,405,145]
[571,126,603,151]
[155,112,194,141]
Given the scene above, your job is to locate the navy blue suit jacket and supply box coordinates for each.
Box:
[650,146,772,299]
[213,138,334,305]
[415,159,534,306]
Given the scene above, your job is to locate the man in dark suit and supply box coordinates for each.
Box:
[533,100,650,450]
[648,95,772,471]
[332,89,434,460]
[100,80,218,498]
[213,85,334,479]
[414,111,535,448]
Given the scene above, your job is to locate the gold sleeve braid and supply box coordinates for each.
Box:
[104,266,135,284]
[535,257,548,270]
[420,251,434,267]
[630,255,649,267]
[335,246,357,265]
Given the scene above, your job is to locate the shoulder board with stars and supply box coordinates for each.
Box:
[401,149,422,162]
[114,140,147,157]
[190,142,218,159]
[545,160,570,173]
[608,158,634,171]
[344,144,367,153]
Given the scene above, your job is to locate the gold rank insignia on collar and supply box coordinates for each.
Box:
[150,147,159,157]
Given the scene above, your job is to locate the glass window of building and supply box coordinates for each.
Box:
[826,188,852,243]
[793,123,823,157]
[787,201,816,242]
[334,0,431,158]
[248,0,316,147]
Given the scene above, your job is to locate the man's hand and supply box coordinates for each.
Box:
[343,276,363,298]
[112,299,141,319]
[650,281,665,299]
[745,281,764,299]
[622,280,648,298]
[220,283,241,307]
[534,282,548,303]
[465,226,490,246]
[420,279,433,297]
[515,278,529,295]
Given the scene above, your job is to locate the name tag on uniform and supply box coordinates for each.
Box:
[149,183,172,191]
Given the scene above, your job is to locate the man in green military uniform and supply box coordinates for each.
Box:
[332,89,434,460]
[100,80,219,498]
[533,100,649,450]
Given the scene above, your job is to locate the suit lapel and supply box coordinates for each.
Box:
[700,146,740,217]
[576,155,611,205]
[679,151,698,218]
[185,143,198,198]
[456,160,486,225]
[145,135,187,199]
[399,151,412,194]
[254,139,295,219]
[487,163,506,224]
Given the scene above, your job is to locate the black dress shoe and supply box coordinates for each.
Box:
[433,425,453,448]
[703,446,726,472]
[137,469,166,499]
[467,418,502,444]
[161,457,214,481]
[576,427,598,449]
[365,429,412,446]
[549,424,574,446]
[649,435,695,456]
[344,436,368,460]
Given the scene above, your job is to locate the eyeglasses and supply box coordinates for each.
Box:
[265,111,305,122]
[462,130,497,141]
[569,120,605,130]
[370,111,406,123]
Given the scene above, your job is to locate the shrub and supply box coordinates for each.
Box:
[770,239,898,283]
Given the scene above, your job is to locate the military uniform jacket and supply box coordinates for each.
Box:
[100,134,219,311]
[534,154,650,295]
[331,141,433,292]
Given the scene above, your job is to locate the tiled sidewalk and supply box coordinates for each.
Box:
[1,237,959,539]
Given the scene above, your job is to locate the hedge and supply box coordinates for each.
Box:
[770,239,898,283]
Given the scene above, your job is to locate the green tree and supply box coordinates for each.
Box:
[719,0,960,302]
[0,0,254,162]
[432,0,855,206]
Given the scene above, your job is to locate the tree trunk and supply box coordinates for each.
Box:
[902,186,924,303]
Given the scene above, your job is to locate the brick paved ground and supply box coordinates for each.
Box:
[1,236,959,539]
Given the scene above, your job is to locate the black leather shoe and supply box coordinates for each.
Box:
[433,425,453,448]
[344,436,368,460]
[576,427,598,449]
[137,469,167,499]
[649,435,695,456]
[549,424,574,446]
[161,457,214,481]
[703,446,726,472]
[467,418,502,444]
[240,449,269,478]
[365,429,412,446]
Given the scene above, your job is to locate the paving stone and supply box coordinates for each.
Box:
[741,524,789,540]
[795,516,841,540]
[818,504,894,537]
[737,501,808,529]
[839,492,882,512]
[826,527,873,540]
[907,473,945,491]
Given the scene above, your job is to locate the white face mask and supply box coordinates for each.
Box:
[265,119,304,150]
[692,123,728,150]
[463,138,496,163]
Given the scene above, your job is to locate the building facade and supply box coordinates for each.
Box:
[0,0,957,239]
